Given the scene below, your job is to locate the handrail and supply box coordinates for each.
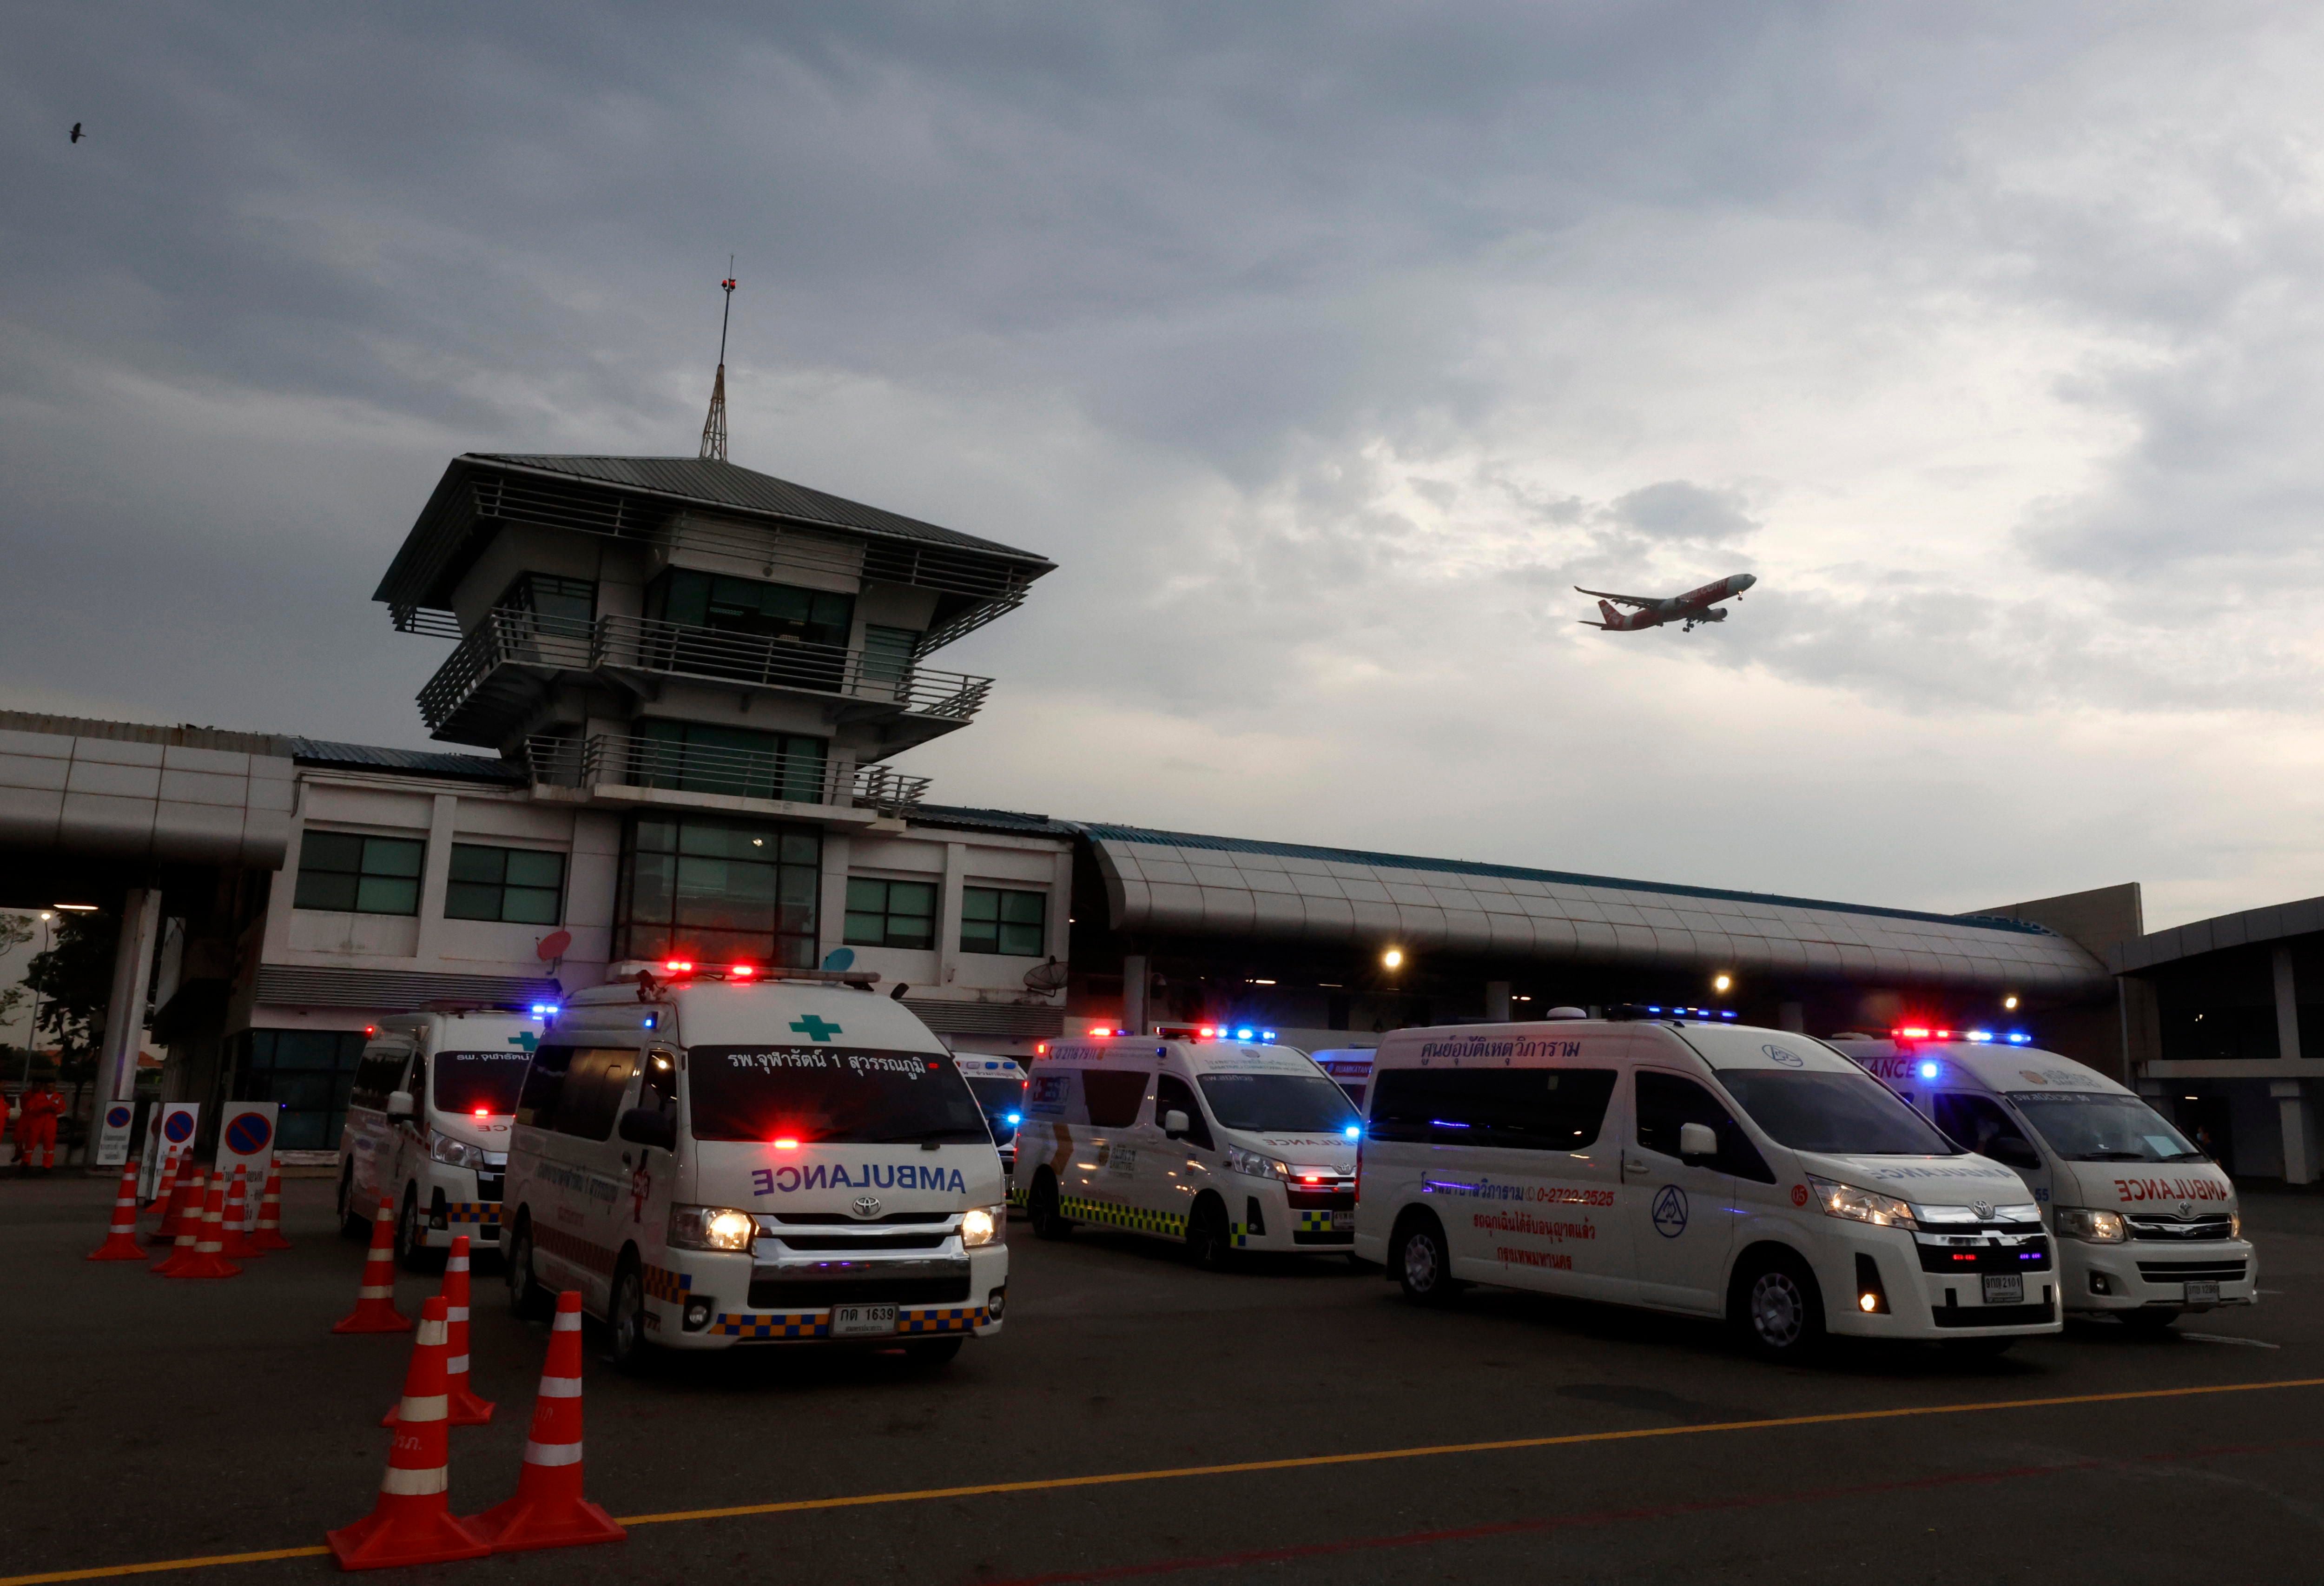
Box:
[524,733,930,815]
[418,610,991,733]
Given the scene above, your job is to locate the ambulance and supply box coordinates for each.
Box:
[1352,1015,2061,1358]
[952,1054,1028,1201]
[1313,1050,1376,1110]
[1016,1035,1363,1266]
[336,1005,548,1265]
[1828,1033,2255,1330]
[498,964,1008,1370]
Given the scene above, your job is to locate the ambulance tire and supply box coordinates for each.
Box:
[1186,1195,1235,1270]
[607,1256,653,1374]
[505,1215,551,1320]
[337,1164,368,1240]
[1732,1250,1827,1361]
[1392,1211,1462,1306]
[903,1337,964,1367]
[1029,1171,1074,1241]
[395,1186,442,1272]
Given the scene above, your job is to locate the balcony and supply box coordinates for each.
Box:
[418,611,993,747]
[524,733,930,819]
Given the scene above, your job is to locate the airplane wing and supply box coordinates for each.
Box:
[1573,587,1659,609]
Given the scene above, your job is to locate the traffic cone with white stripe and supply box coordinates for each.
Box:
[462,1290,625,1553]
[326,1295,493,1570]
[150,1165,209,1274]
[332,1198,412,1334]
[248,1161,291,1251]
[145,1144,182,1212]
[88,1159,147,1261]
[385,1236,494,1426]
[217,1166,255,1259]
[165,1168,242,1280]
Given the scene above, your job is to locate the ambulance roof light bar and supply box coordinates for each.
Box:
[608,959,881,989]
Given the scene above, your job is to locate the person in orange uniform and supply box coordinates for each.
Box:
[15,1077,63,1173]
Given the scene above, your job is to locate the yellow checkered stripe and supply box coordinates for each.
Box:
[1230,1223,1253,1249]
[443,1201,500,1228]
[1295,1209,1342,1235]
[644,1264,692,1303]
[1007,1180,1028,1208]
[712,1304,990,1339]
[1060,1194,1186,1238]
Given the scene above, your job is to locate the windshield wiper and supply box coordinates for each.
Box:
[2072,1150,2148,1161]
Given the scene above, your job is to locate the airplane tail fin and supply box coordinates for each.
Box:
[1598,599,1624,628]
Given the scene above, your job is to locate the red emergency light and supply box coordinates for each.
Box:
[772,1137,799,1150]
[730,964,756,978]
[663,959,695,975]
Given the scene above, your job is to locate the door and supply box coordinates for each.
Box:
[1073,1065,1153,1225]
[346,1041,411,1209]
[1146,1071,1215,1237]
[532,1045,639,1306]
[387,1051,429,1208]
[1624,1069,1755,1315]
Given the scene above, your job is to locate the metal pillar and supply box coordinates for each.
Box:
[1122,955,1149,1036]
[2273,947,2315,1185]
[89,886,163,1164]
[1486,981,1511,1022]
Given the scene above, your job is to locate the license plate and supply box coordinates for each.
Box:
[1331,1210,1354,1231]
[1982,1274,2023,1305]
[2185,1280,2220,1305]
[830,1304,898,1337]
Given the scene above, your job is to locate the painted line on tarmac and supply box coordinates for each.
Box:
[978,1434,2324,1585]
[4,1375,2319,1586]
[2181,1333,2281,1348]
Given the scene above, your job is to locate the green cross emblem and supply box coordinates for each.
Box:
[507,1032,539,1053]
[790,1015,842,1042]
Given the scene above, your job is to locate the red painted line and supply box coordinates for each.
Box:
[979,1436,2324,1586]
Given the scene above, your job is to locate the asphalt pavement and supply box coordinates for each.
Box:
[4,1175,2322,1586]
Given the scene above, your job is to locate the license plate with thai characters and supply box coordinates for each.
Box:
[1982,1274,2022,1305]
[831,1304,898,1337]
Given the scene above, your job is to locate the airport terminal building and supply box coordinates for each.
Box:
[1,449,2311,1182]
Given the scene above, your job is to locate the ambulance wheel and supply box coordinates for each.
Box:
[1392,1212,1461,1306]
[337,1165,367,1240]
[607,1258,652,1374]
[505,1217,550,1320]
[1733,1251,1826,1360]
[1187,1196,1235,1270]
[1029,1172,1073,1241]
[903,1337,964,1367]
[394,1187,442,1272]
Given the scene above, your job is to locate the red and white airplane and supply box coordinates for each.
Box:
[1578,573,1756,633]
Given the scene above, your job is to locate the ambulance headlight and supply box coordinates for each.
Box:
[961,1205,1005,1247]
[2056,1207,2126,1244]
[1224,1146,1290,1182]
[2231,1209,2241,1239]
[669,1205,758,1252]
[428,1130,484,1170]
[1808,1176,1916,1229]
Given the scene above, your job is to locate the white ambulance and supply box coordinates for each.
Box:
[497,965,1007,1370]
[1827,1034,2255,1330]
[1313,1050,1376,1110]
[1016,1035,1363,1265]
[336,1006,546,1265]
[953,1054,1028,1200]
[1352,1016,2061,1358]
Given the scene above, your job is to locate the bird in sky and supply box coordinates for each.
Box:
[70,123,84,143]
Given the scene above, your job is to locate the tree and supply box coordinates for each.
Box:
[24,912,119,1084]
[0,913,33,1036]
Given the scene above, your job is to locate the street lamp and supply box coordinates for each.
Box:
[1381,948,1404,971]
[1713,973,1733,994]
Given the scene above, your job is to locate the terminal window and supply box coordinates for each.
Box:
[845,878,938,950]
[232,1028,368,1150]
[294,832,425,915]
[444,844,567,925]
[961,887,1045,956]
[616,814,821,969]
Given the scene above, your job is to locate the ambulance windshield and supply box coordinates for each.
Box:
[2010,1092,2205,1163]
[1717,1070,1960,1156]
[964,1077,1026,1144]
[686,1044,989,1145]
[1196,1073,1360,1135]
[432,1051,533,1117]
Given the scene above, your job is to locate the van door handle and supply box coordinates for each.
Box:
[1623,1156,1648,1175]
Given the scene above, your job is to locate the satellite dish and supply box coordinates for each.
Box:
[536,930,572,962]
[821,947,857,972]
[1023,958,1069,992]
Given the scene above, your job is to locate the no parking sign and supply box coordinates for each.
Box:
[93,1102,138,1167]
[217,1103,278,1225]
[139,1104,200,1200]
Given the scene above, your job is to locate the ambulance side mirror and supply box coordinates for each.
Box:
[385,1091,415,1119]
[1162,1109,1191,1140]
[619,1107,676,1154]
[1677,1121,1718,1159]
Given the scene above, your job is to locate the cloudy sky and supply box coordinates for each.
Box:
[6,3,2323,930]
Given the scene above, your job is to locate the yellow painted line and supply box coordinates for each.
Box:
[6,1375,2318,1586]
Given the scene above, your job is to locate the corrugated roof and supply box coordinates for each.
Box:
[2113,895,2324,974]
[477,456,1052,565]
[288,739,526,784]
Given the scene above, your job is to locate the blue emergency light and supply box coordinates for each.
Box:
[1006,1112,1022,1125]
[1344,1124,1360,1139]
[1236,1026,1255,1040]
[1919,1060,1940,1080]
[530,1002,559,1018]
[2005,1032,2033,1044]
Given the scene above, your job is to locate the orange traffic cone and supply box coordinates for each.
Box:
[150,1165,209,1273]
[333,1198,412,1334]
[326,1296,493,1570]
[218,1166,255,1258]
[165,1170,242,1280]
[88,1160,147,1261]
[386,1236,494,1427]
[462,1290,625,1553]
[146,1144,183,1211]
[248,1161,291,1251]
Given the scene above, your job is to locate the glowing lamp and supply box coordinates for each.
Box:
[1235,1027,1255,1040]
[1859,1293,1879,1313]
[663,959,694,974]
[1382,948,1404,970]
[773,1137,799,1150]
[1713,974,1732,993]
[473,1107,490,1118]
[730,964,756,978]
[1344,1125,1361,1139]
[1918,1061,1939,1080]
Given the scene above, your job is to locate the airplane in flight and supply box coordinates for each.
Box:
[1577,573,1756,632]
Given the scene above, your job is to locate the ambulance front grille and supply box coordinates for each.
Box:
[2125,1215,2235,1242]
[749,1275,972,1308]
[2134,1259,2247,1283]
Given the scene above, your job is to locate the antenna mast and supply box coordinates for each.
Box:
[699,260,736,462]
